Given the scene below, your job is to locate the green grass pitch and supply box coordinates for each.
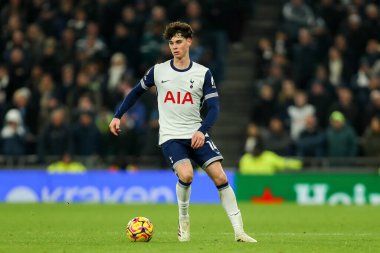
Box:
[0,203,379,253]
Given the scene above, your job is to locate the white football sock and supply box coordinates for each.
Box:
[176,180,191,217]
[218,184,244,235]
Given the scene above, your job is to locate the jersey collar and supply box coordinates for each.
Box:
[170,59,193,72]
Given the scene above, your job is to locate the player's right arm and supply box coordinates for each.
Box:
[109,67,155,136]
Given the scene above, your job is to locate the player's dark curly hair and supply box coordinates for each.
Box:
[163,21,193,40]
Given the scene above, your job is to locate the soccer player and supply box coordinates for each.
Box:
[109,21,256,243]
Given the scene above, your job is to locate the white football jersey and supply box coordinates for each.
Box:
[140,60,218,144]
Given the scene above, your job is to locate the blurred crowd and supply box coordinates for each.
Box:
[3,0,380,171]
[0,0,252,168]
[247,0,380,162]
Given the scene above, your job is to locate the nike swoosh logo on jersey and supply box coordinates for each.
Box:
[161,80,170,83]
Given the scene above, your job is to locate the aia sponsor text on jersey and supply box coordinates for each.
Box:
[164,91,194,104]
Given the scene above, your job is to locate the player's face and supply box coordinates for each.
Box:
[168,35,192,59]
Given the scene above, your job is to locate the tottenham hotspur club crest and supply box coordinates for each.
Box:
[190,79,194,89]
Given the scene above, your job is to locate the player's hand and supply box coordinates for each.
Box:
[191,131,205,149]
[109,118,121,136]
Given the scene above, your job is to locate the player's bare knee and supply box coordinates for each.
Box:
[212,173,227,186]
[175,163,193,183]
[179,172,193,183]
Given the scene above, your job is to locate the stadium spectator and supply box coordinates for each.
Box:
[4,30,30,63]
[0,0,24,26]
[148,5,168,28]
[68,71,97,110]
[47,153,86,174]
[361,116,380,157]
[368,74,380,94]
[0,65,10,125]
[1,108,26,157]
[316,0,345,36]
[39,38,60,80]
[271,52,291,78]
[325,111,357,157]
[10,87,38,152]
[59,64,75,107]
[71,111,100,167]
[274,31,290,56]
[67,8,87,39]
[223,0,250,49]
[312,16,330,64]
[37,73,60,127]
[333,34,355,77]
[36,2,58,38]
[309,65,333,92]
[363,39,380,67]
[364,4,380,41]
[328,86,361,134]
[104,53,133,109]
[95,106,114,159]
[296,115,325,157]
[75,21,108,63]
[0,65,9,92]
[277,79,297,119]
[265,63,285,94]
[250,84,278,127]
[139,22,166,73]
[120,5,144,42]
[325,47,351,87]
[193,1,227,82]
[239,138,302,175]
[255,38,273,79]
[244,123,262,154]
[341,14,368,64]
[26,64,43,99]
[351,61,377,110]
[71,95,96,121]
[84,60,103,98]
[6,48,29,100]
[25,0,44,24]
[1,14,23,49]
[189,36,206,62]
[262,117,292,156]
[287,91,315,141]
[26,24,45,63]
[282,0,315,40]
[308,80,333,128]
[110,23,139,68]
[56,0,74,35]
[364,90,380,127]
[183,1,205,41]
[38,108,71,163]
[58,28,76,65]
[292,28,317,89]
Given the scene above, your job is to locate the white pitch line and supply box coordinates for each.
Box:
[148,232,379,236]
[224,232,380,236]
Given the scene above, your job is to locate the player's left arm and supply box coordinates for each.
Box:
[191,70,220,149]
[110,67,155,136]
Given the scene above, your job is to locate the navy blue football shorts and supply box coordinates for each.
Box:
[161,138,224,170]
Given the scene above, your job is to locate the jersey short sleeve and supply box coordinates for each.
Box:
[140,66,155,90]
[203,70,218,100]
